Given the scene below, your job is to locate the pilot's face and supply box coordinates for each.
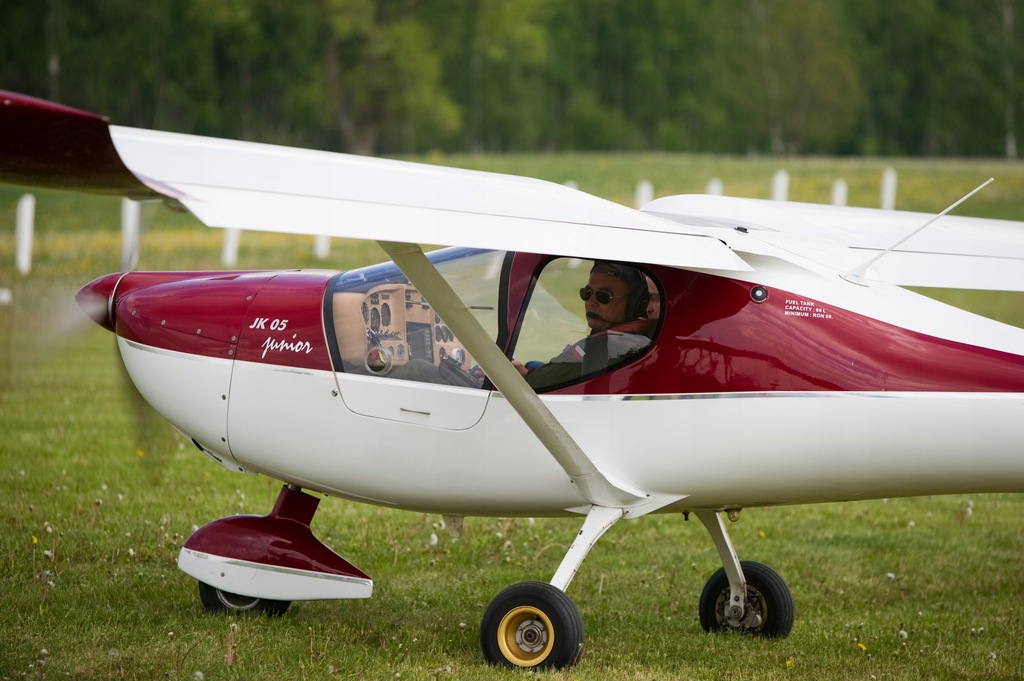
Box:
[646,277,661,319]
[584,271,630,332]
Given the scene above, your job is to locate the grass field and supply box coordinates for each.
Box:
[2,155,1024,680]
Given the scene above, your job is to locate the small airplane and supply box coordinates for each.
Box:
[3,89,1024,669]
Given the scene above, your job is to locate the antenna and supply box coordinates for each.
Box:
[840,177,994,286]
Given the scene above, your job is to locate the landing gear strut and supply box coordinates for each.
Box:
[480,506,794,668]
[480,505,621,668]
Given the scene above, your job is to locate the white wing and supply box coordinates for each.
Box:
[109,127,748,272]
[645,194,1024,291]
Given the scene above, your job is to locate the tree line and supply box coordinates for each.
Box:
[2,0,1021,157]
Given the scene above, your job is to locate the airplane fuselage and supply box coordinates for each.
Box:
[79,248,1024,517]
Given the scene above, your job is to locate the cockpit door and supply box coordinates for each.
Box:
[334,373,490,429]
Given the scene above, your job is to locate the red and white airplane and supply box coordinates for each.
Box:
[3,90,1024,669]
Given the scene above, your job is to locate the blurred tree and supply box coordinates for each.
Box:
[426,0,553,151]
[0,0,1018,156]
[976,0,1023,158]
[314,0,460,154]
[31,0,221,132]
[544,0,644,150]
[747,0,863,154]
[192,0,324,145]
[847,0,1004,156]
[0,2,50,99]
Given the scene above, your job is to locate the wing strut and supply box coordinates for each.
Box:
[376,240,646,509]
[840,177,994,285]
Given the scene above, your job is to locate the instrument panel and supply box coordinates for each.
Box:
[333,284,472,377]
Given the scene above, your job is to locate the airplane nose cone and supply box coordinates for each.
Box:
[76,272,124,332]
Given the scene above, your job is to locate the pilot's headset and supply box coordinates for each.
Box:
[590,261,651,321]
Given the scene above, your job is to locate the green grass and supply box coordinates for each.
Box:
[2,156,1024,679]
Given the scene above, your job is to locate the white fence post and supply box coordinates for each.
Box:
[221,228,241,267]
[635,180,653,208]
[771,169,789,201]
[705,178,724,195]
[313,235,331,260]
[881,167,898,210]
[15,193,34,275]
[831,178,848,206]
[121,198,141,270]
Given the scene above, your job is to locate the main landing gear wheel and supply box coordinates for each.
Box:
[197,581,291,617]
[480,581,584,669]
[698,561,794,637]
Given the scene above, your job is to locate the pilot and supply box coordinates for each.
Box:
[645,275,661,320]
[514,260,653,390]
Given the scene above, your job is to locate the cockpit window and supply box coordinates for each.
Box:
[512,258,659,391]
[329,248,502,388]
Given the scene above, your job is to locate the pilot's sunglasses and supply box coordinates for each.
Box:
[579,287,617,304]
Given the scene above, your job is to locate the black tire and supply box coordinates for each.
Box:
[698,561,794,637]
[480,581,585,669]
[197,581,291,617]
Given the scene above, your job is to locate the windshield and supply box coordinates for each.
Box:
[329,247,504,388]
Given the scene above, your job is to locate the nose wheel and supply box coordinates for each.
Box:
[198,581,291,616]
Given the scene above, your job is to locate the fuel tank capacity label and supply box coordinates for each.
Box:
[783,299,833,320]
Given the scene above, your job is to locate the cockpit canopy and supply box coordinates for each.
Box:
[328,248,661,392]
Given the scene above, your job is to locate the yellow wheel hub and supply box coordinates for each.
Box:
[496,605,555,667]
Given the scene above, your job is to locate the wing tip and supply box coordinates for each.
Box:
[0,90,157,198]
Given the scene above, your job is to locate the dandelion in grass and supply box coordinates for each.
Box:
[857,642,867,652]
